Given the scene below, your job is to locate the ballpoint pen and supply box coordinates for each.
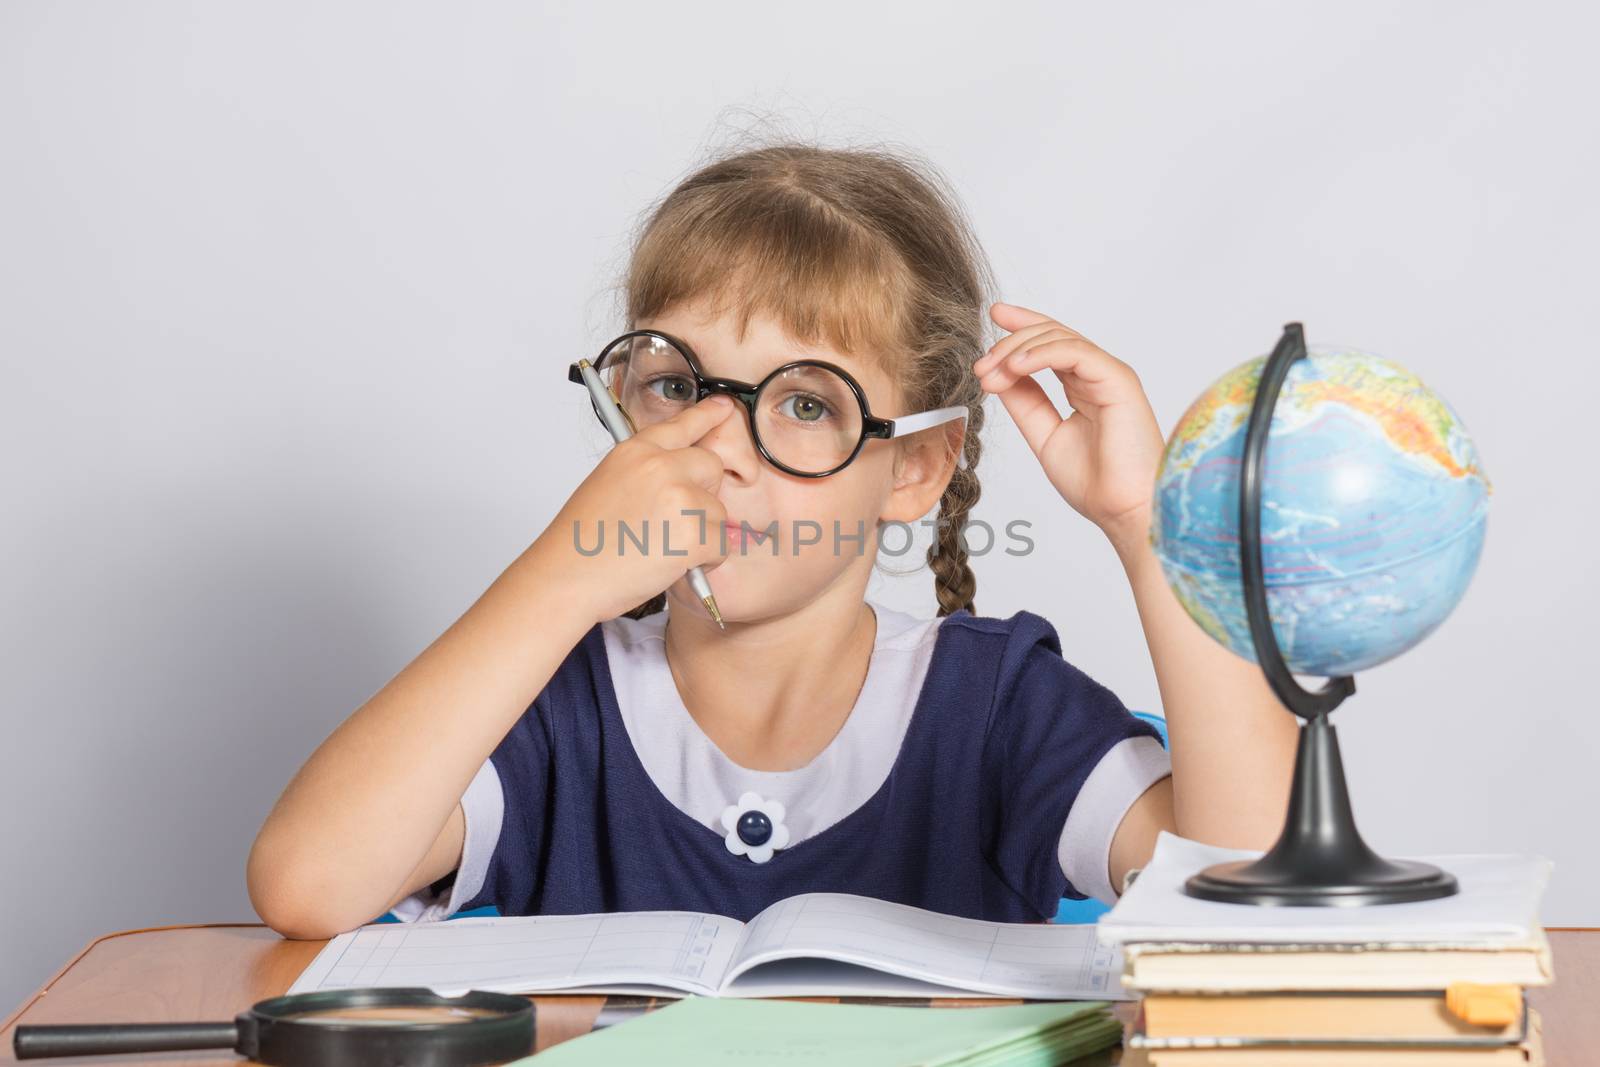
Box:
[574,357,726,630]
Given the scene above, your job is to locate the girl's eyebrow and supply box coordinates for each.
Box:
[708,348,864,381]
[775,342,867,375]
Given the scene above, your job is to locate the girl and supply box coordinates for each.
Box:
[247,142,1299,939]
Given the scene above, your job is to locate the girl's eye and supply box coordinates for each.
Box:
[776,393,833,423]
[646,375,697,403]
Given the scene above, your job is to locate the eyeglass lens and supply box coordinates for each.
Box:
[595,335,864,475]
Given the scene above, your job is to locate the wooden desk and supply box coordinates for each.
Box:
[3,925,1594,1065]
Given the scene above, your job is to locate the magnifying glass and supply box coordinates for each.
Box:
[13,987,535,1066]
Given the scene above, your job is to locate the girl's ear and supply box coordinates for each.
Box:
[881,426,962,524]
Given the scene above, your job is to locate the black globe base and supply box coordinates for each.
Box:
[1182,712,1458,906]
[1186,858,1458,908]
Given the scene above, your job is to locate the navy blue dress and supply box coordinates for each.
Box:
[450,607,1163,923]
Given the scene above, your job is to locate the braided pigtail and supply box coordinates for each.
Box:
[927,408,985,617]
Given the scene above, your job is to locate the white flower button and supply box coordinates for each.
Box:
[719,791,791,864]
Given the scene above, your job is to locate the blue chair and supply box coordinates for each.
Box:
[372,875,501,924]
[374,908,499,921]
[1052,711,1168,924]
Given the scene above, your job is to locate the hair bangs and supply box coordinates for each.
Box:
[625,183,911,369]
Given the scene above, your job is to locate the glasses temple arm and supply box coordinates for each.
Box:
[885,406,968,438]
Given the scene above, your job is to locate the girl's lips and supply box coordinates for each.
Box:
[723,521,772,547]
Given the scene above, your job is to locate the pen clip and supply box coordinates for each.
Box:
[609,386,637,435]
[574,358,639,436]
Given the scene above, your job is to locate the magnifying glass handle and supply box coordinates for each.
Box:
[13,1021,239,1059]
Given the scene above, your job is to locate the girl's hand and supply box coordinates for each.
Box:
[533,394,738,625]
[973,302,1166,555]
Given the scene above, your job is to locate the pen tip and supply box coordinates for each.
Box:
[702,595,725,630]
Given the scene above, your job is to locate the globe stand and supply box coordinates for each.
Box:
[1182,322,1458,907]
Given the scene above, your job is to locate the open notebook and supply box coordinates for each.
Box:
[288,892,1129,1000]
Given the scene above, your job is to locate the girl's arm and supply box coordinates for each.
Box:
[247,395,741,939]
[1100,510,1299,891]
[974,302,1299,896]
[246,542,597,939]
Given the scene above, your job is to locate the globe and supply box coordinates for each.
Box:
[1150,344,1491,677]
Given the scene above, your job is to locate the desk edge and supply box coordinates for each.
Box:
[5,923,1596,1036]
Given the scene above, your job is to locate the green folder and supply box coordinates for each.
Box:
[518,997,1123,1066]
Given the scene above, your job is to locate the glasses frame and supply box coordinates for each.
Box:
[567,329,967,478]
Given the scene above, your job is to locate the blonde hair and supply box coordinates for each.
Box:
[615,138,996,618]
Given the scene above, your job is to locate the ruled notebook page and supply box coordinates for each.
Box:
[286,910,746,997]
[722,893,1130,1000]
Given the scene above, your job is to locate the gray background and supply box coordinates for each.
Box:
[3,2,1594,1011]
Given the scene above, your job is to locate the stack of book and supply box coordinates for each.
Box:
[1099,832,1554,1066]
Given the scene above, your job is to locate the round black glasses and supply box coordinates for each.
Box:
[567,330,967,478]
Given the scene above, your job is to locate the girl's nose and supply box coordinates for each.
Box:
[697,400,761,481]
